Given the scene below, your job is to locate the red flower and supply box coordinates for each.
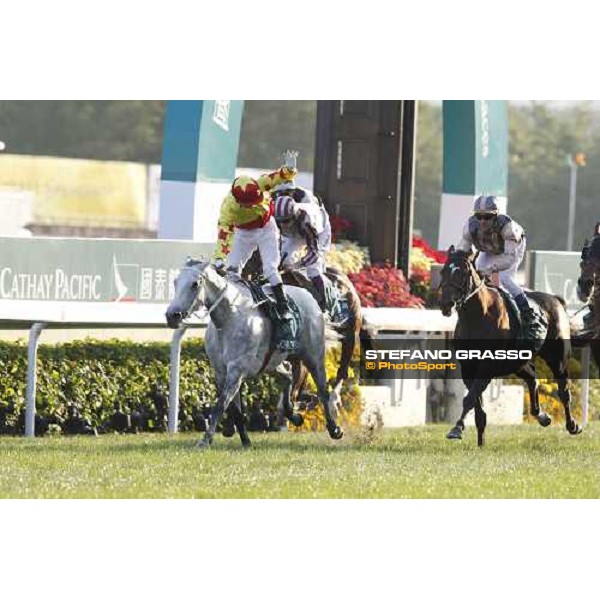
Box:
[349,263,424,308]
[330,215,353,242]
[412,235,447,264]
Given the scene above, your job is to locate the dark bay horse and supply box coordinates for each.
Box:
[440,247,582,446]
[281,266,362,413]
[576,224,600,370]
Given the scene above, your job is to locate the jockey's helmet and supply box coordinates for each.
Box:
[272,181,296,197]
[231,176,262,206]
[274,195,297,222]
[473,195,499,218]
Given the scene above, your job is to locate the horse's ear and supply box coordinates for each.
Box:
[581,239,590,259]
[448,244,455,254]
[595,222,600,236]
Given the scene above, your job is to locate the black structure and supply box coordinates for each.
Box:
[314,100,417,275]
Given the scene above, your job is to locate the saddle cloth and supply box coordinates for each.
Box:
[241,279,301,353]
[494,286,548,350]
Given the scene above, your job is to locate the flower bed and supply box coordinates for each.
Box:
[348,264,424,308]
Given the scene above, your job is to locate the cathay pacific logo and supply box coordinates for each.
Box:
[212,100,230,131]
[112,255,137,302]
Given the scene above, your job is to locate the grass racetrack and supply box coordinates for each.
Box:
[1,423,599,498]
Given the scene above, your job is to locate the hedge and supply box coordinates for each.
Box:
[0,339,363,436]
[0,339,284,436]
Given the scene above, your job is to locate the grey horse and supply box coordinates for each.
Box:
[165,258,344,448]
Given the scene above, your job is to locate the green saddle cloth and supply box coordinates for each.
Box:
[243,280,301,353]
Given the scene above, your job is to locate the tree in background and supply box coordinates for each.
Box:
[2,100,599,252]
[0,101,165,163]
[413,101,600,252]
[238,101,316,172]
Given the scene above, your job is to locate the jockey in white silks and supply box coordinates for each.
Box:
[456,194,544,339]
[212,161,298,320]
[272,183,332,311]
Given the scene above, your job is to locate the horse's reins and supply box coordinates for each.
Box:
[179,266,240,323]
[442,260,485,312]
[456,276,485,311]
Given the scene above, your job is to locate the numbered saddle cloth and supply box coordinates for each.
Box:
[242,280,301,353]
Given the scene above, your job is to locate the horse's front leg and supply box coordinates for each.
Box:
[446,377,491,445]
[198,368,245,449]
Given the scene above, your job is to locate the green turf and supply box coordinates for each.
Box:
[0,423,599,498]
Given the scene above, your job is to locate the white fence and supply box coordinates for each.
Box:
[0,303,591,436]
[0,300,207,437]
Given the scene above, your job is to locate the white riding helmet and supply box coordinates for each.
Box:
[473,195,499,215]
[272,181,296,196]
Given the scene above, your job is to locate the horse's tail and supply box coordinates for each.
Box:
[324,319,344,347]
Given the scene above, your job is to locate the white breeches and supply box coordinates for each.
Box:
[280,235,326,278]
[475,238,526,297]
[227,218,282,286]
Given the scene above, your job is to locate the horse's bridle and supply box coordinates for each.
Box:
[443,260,485,312]
[176,266,229,323]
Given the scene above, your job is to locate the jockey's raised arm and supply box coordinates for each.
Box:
[211,160,298,321]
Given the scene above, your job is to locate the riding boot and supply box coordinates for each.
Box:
[272,283,292,321]
[310,275,328,312]
[514,293,545,342]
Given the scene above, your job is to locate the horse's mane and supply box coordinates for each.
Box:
[589,233,600,260]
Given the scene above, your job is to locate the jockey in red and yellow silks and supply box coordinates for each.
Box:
[212,164,297,319]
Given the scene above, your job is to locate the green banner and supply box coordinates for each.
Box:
[443,100,508,196]
[0,238,213,303]
[161,100,244,184]
[526,250,582,311]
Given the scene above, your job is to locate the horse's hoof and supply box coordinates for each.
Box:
[221,424,235,438]
[328,426,344,440]
[567,422,583,435]
[195,438,211,449]
[446,428,462,440]
[537,413,552,427]
[241,440,252,449]
[288,414,304,427]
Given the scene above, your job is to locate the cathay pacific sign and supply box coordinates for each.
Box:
[0,267,101,301]
[0,238,213,303]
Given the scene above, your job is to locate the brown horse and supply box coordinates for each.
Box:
[440,246,581,446]
[281,266,363,413]
[576,225,600,370]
